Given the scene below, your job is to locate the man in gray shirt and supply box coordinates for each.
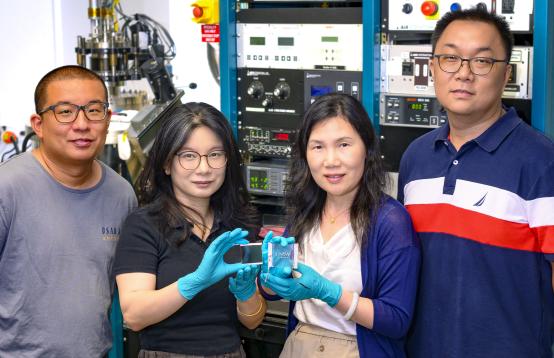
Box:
[0,65,137,357]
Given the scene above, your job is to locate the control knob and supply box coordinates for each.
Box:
[402,3,413,14]
[476,2,487,11]
[247,81,264,99]
[450,3,462,12]
[273,82,291,100]
[261,97,273,108]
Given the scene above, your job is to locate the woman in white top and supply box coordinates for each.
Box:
[260,93,420,358]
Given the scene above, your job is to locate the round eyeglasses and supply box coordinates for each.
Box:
[38,101,109,123]
[176,150,228,170]
[433,54,508,76]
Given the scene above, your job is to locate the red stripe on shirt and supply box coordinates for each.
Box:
[534,225,554,253]
[405,203,549,253]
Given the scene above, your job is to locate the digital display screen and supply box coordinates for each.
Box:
[273,133,290,141]
[250,37,266,46]
[406,98,428,112]
[321,36,339,43]
[249,169,269,190]
[311,85,334,97]
[278,37,294,46]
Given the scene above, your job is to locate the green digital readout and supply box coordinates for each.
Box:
[278,37,294,46]
[250,37,266,46]
[321,36,339,43]
[410,103,424,110]
[250,169,269,190]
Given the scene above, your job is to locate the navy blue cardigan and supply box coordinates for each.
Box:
[276,197,420,358]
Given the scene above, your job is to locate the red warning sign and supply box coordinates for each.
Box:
[201,24,220,43]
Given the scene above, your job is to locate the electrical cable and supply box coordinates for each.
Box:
[117,5,176,61]
[10,135,20,155]
[115,3,132,22]
[1,147,15,162]
[21,132,36,153]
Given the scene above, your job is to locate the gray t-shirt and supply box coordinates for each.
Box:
[0,152,137,358]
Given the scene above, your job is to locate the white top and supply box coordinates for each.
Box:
[294,224,362,335]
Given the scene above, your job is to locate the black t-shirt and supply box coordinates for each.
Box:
[113,206,255,355]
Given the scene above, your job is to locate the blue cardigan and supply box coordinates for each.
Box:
[283,197,420,358]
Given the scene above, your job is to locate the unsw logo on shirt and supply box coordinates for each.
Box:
[102,226,120,241]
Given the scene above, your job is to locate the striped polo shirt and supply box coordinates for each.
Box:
[398,107,554,358]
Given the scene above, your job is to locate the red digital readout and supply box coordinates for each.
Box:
[274,133,290,141]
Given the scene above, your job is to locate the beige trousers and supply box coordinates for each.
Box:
[279,322,359,358]
[138,346,246,358]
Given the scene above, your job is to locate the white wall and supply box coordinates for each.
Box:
[0,0,88,157]
[1,0,56,134]
[0,0,219,157]
[55,0,90,65]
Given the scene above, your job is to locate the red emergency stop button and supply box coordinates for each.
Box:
[2,131,16,144]
[421,1,438,16]
[192,6,203,18]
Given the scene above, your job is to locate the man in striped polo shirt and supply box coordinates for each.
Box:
[398,8,554,358]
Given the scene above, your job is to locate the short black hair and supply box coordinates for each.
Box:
[431,7,514,61]
[34,65,108,113]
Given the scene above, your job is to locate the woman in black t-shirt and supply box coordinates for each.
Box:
[113,103,264,357]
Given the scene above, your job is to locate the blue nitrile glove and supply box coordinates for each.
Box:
[177,228,249,300]
[229,264,261,301]
[260,262,342,307]
[261,230,295,277]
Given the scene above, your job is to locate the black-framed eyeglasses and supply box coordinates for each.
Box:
[176,150,228,170]
[38,101,109,123]
[433,54,509,75]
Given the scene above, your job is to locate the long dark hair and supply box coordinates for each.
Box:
[286,93,387,246]
[137,102,257,245]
